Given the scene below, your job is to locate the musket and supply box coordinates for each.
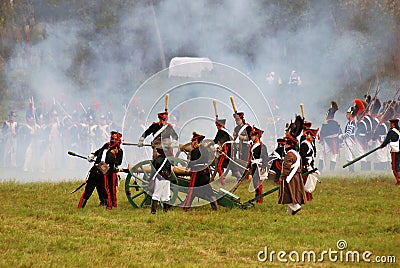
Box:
[122,142,153,147]
[342,146,380,168]
[67,151,88,160]
[240,168,319,206]
[376,88,400,126]
[366,78,381,112]
[231,168,250,193]
[30,96,38,127]
[71,182,86,194]
[122,142,179,149]
[80,102,87,114]
[213,99,218,119]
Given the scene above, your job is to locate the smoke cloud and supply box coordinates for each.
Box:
[1,0,396,181]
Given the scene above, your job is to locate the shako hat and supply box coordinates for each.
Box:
[191,132,205,142]
[215,118,226,127]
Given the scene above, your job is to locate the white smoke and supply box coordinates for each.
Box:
[1,0,396,181]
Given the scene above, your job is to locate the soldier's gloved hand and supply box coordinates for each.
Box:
[138,137,144,147]
[338,134,344,140]
[87,154,95,162]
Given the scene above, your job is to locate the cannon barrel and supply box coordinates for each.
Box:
[132,165,191,176]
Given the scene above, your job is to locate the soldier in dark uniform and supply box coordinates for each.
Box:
[269,138,286,185]
[247,126,269,204]
[300,128,319,201]
[370,98,389,170]
[107,131,123,207]
[300,120,312,143]
[78,131,123,209]
[150,147,172,214]
[340,104,358,173]
[379,118,400,185]
[232,112,252,178]
[183,132,218,211]
[232,112,252,160]
[138,111,178,158]
[319,101,341,172]
[354,99,373,171]
[213,118,233,185]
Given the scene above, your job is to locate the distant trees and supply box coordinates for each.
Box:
[1,0,400,106]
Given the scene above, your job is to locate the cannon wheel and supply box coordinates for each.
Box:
[125,160,152,208]
[125,157,190,208]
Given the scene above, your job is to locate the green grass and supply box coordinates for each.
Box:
[1,175,399,267]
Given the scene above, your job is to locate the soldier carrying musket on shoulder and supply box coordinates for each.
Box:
[371,98,391,170]
[340,100,362,173]
[355,99,373,171]
[138,95,178,158]
[213,118,233,185]
[319,101,341,172]
[232,111,252,178]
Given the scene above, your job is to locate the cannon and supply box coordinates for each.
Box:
[124,156,279,210]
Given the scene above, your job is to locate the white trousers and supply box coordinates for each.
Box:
[152,178,171,202]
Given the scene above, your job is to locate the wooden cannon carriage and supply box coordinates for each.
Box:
[124,156,279,210]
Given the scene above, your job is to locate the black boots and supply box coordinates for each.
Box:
[163,203,170,212]
[151,200,158,214]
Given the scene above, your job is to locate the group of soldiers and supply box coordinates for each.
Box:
[3,91,399,214]
[0,98,118,173]
[319,94,400,180]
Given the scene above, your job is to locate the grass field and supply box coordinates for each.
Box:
[1,174,399,267]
